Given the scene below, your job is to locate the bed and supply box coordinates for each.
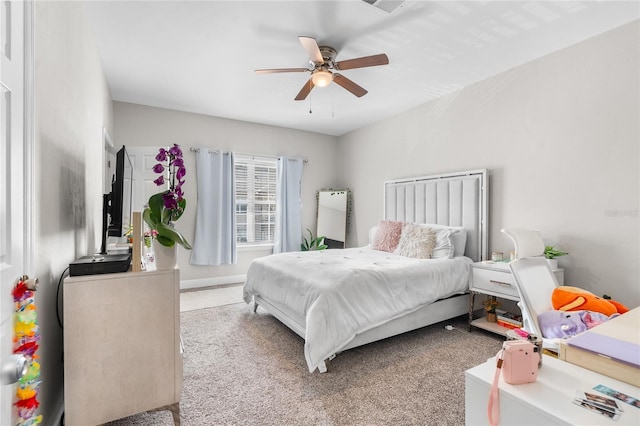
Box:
[243,169,488,372]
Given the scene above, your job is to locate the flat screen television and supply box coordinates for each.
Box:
[100,145,133,254]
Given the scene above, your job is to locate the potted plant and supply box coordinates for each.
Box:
[301,228,328,251]
[484,296,500,323]
[143,144,192,268]
[544,245,568,270]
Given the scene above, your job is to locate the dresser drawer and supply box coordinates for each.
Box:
[471,267,519,299]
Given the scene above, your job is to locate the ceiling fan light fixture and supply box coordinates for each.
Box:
[311,70,333,87]
[258,36,388,100]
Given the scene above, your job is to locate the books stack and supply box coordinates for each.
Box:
[496,309,523,330]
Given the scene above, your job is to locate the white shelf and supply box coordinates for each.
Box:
[469,262,564,336]
[470,316,512,336]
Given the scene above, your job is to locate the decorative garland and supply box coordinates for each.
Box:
[12,276,43,426]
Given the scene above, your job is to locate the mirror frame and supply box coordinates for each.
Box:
[315,188,352,248]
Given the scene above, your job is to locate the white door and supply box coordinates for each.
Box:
[0,1,27,424]
[103,128,116,194]
[127,146,167,214]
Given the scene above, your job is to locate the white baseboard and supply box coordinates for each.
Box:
[180,274,246,291]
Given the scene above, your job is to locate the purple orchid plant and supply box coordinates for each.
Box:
[143,144,192,249]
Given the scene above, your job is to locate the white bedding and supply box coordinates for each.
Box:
[243,247,472,372]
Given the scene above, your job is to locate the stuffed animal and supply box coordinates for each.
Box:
[551,286,629,316]
[538,310,587,338]
[538,310,616,338]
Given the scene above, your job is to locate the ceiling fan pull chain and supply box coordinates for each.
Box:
[332,92,335,118]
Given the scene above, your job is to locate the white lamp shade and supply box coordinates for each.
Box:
[311,70,333,87]
[501,228,545,259]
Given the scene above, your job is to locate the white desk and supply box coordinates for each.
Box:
[465,355,640,425]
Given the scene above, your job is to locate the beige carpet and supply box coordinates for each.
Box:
[180,284,244,312]
[108,303,503,425]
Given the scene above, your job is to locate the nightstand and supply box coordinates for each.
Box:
[468,261,564,335]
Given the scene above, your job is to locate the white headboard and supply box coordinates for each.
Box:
[384,169,488,262]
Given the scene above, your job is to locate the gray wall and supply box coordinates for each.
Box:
[113,102,339,283]
[337,20,640,308]
[34,1,114,421]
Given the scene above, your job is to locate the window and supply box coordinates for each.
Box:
[235,155,277,245]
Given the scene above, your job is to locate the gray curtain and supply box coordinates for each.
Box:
[190,149,237,265]
[273,157,303,254]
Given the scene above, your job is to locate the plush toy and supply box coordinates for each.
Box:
[538,310,616,338]
[551,286,629,316]
[538,310,587,338]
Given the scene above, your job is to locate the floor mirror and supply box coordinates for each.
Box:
[316,189,350,249]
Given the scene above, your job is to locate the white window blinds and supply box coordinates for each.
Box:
[234,155,277,245]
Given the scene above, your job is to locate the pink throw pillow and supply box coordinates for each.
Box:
[372,220,405,252]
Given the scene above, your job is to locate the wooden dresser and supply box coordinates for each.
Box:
[63,268,182,425]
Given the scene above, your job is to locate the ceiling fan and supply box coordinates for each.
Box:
[255,36,389,101]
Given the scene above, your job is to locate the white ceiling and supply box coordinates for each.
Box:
[84,1,639,137]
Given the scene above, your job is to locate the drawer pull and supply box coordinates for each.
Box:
[489,280,512,288]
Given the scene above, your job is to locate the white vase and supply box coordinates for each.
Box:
[546,258,558,270]
[153,240,177,270]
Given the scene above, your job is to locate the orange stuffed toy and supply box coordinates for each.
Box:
[552,286,629,316]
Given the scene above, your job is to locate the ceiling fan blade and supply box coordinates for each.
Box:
[335,53,389,70]
[294,79,315,101]
[333,73,368,97]
[299,36,324,65]
[255,68,309,74]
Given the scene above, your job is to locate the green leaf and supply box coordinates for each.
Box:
[156,222,192,249]
[300,228,313,251]
[315,237,328,251]
[156,234,175,247]
[147,192,166,223]
[161,207,172,225]
[142,207,157,230]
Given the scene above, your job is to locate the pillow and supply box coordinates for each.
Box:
[431,229,456,259]
[418,224,467,257]
[368,225,378,246]
[394,224,436,259]
[451,229,467,257]
[371,220,405,252]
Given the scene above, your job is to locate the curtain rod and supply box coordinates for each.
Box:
[189,147,307,163]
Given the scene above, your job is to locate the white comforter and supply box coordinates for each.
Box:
[243,247,472,372]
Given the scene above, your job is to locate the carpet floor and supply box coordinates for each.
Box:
[108,303,503,425]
